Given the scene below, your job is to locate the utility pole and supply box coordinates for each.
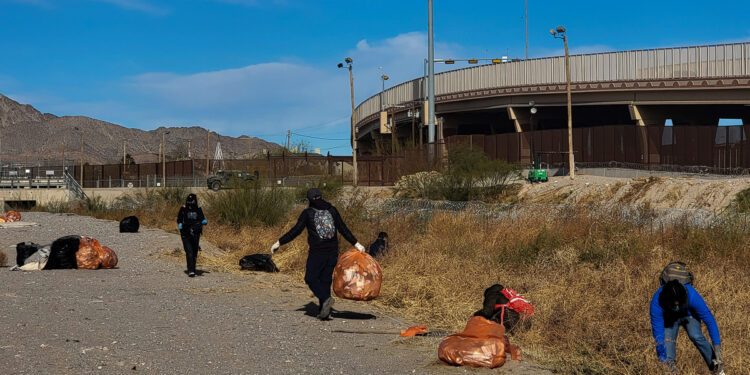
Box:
[551,26,575,179]
[162,132,166,187]
[391,107,396,155]
[411,103,416,148]
[122,140,127,184]
[80,130,84,187]
[286,130,291,151]
[427,0,436,146]
[188,140,191,159]
[206,131,210,176]
[525,0,529,60]
[563,33,573,179]
[348,62,358,187]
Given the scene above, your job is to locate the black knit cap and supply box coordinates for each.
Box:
[186,193,198,206]
[306,188,322,201]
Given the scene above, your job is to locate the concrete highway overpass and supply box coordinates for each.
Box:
[354,42,750,159]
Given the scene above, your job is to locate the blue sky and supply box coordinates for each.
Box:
[2,0,750,153]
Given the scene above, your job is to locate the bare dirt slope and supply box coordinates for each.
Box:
[518,174,750,211]
[0,213,547,374]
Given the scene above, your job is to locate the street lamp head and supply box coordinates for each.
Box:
[529,100,536,107]
[549,28,556,36]
[337,63,344,68]
[555,26,566,33]
[344,57,353,64]
[530,107,538,114]
[382,75,389,80]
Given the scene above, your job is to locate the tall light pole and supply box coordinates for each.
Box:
[427,0,436,146]
[162,130,170,187]
[551,26,574,179]
[380,72,389,111]
[338,57,358,187]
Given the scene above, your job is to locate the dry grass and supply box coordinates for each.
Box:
[0,248,7,267]
[40,191,750,374]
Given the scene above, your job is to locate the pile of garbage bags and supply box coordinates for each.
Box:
[13,236,118,271]
[0,210,21,223]
[438,316,522,369]
[333,249,383,301]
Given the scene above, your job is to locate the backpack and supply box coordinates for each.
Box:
[659,262,694,285]
[494,287,534,319]
[312,208,336,240]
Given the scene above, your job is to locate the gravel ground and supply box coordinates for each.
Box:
[0,212,551,375]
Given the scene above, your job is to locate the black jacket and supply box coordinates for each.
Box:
[279,200,357,253]
[177,205,205,236]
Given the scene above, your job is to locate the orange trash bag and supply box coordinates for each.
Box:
[332,249,383,301]
[438,316,507,368]
[76,237,102,270]
[97,245,118,269]
[4,211,21,222]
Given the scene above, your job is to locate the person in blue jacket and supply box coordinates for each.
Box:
[650,280,724,374]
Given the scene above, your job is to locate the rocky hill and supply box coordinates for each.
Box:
[0,94,281,165]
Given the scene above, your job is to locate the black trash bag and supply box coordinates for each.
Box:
[239,254,279,272]
[16,242,42,266]
[120,216,140,233]
[44,235,80,270]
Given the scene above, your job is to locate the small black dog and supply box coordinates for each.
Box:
[473,284,530,333]
[368,232,389,258]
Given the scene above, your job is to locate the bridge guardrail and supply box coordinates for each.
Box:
[356,42,750,127]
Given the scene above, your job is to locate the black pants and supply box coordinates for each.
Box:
[304,251,338,305]
[181,233,200,273]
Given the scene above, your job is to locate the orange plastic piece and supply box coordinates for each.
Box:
[4,211,21,222]
[504,336,523,360]
[400,326,428,337]
[332,249,383,301]
[438,316,507,368]
[97,245,118,269]
[76,237,102,270]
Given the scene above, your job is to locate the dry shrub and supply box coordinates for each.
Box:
[0,248,7,267]
[37,189,750,374]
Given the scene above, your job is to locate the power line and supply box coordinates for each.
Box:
[290,132,350,141]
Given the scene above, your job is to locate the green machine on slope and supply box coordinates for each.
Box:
[528,156,548,183]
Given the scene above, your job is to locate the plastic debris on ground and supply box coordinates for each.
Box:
[400,326,428,337]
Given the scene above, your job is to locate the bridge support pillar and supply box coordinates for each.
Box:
[507,107,530,132]
[629,104,669,126]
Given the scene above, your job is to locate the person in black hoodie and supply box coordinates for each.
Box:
[270,188,365,320]
[177,193,207,278]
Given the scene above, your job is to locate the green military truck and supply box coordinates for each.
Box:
[207,170,258,191]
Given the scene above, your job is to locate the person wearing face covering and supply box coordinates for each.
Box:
[177,193,207,278]
[270,188,365,320]
[650,279,724,375]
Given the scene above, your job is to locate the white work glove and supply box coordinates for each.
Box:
[270,241,280,254]
[355,242,366,253]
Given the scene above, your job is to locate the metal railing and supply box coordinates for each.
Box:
[63,171,87,200]
[356,42,750,127]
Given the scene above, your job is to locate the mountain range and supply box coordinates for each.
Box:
[0,94,281,166]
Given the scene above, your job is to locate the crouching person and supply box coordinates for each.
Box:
[650,280,724,374]
[177,193,207,278]
[270,188,365,320]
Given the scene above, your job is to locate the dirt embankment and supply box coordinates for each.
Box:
[516,174,750,211]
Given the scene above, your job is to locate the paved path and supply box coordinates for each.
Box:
[0,213,550,374]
